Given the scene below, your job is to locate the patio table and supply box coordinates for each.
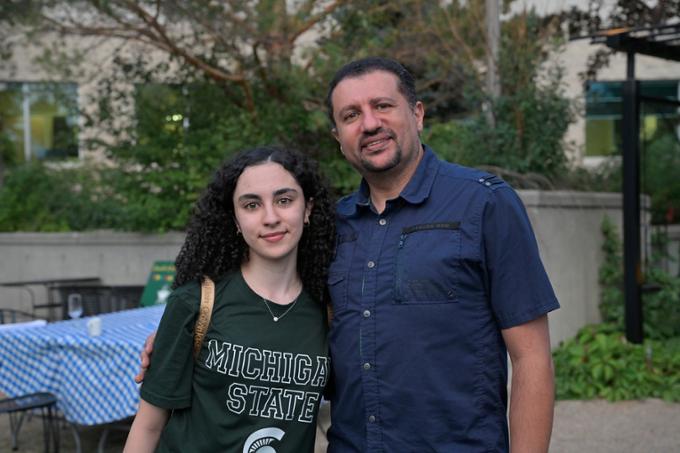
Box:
[0,305,164,430]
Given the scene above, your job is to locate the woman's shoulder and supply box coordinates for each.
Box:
[172,272,240,302]
[167,280,202,310]
[172,272,238,294]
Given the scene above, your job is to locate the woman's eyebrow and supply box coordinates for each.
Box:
[237,188,298,202]
[273,188,299,197]
[237,193,261,202]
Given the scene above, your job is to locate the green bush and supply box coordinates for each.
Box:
[0,161,124,231]
[553,216,680,401]
[553,323,680,402]
[598,216,680,340]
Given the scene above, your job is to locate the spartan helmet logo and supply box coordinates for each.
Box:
[242,427,286,453]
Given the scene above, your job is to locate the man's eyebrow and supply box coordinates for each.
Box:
[370,96,397,104]
[338,97,398,114]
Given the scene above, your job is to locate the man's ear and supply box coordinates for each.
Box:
[414,101,425,133]
[332,127,339,142]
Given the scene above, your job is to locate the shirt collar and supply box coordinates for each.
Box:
[338,144,439,217]
[399,144,438,205]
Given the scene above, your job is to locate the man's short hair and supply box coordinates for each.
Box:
[325,57,417,127]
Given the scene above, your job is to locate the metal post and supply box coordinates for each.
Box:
[22,84,31,161]
[622,50,643,343]
[485,0,500,127]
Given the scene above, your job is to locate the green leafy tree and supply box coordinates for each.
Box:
[0,0,578,230]
[421,10,573,181]
[1,0,350,230]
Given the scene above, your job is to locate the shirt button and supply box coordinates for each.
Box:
[367,261,375,269]
[363,310,371,318]
[363,362,371,370]
[378,218,387,226]
[368,415,376,423]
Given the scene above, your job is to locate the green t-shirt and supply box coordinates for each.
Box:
[140,271,330,452]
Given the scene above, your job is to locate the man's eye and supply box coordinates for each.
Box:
[376,103,392,111]
[343,111,358,121]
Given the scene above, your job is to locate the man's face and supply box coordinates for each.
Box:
[331,70,424,176]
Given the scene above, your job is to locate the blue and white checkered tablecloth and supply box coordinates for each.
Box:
[0,305,165,426]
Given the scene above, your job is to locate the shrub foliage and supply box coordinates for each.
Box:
[553,217,680,401]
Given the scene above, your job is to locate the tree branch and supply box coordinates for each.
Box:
[288,0,345,44]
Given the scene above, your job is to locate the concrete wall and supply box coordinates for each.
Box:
[0,231,184,314]
[0,191,646,346]
[517,191,642,346]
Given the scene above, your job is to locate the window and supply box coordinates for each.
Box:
[585,80,680,157]
[0,82,79,162]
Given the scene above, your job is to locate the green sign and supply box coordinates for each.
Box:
[140,261,176,307]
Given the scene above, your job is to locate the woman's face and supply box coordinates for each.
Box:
[232,162,312,266]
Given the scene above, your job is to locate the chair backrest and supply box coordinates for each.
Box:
[0,308,36,324]
[0,309,47,330]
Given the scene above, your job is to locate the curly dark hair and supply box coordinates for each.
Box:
[173,146,336,304]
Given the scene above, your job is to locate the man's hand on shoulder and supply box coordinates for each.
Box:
[134,331,157,384]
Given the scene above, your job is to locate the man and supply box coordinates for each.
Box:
[139,57,559,452]
[323,57,558,452]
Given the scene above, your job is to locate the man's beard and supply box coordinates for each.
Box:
[360,143,402,173]
[358,128,402,173]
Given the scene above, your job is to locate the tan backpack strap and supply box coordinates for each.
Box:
[193,276,215,359]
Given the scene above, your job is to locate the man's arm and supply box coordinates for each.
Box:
[134,331,157,384]
[502,314,555,453]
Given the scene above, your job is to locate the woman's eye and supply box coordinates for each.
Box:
[277,197,292,206]
[244,202,259,210]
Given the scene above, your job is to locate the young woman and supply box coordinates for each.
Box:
[124,146,335,452]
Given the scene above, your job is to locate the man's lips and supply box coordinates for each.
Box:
[359,132,392,152]
[361,135,392,153]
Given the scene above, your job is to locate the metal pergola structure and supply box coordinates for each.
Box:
[583,24,680,343]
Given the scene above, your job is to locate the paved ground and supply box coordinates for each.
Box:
[1,399,679,452]
[550,399,680,453]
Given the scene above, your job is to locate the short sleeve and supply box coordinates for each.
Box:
[482,186,560,329]
[140,283,200,409]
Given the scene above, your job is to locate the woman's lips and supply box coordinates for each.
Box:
[261,232,286,242]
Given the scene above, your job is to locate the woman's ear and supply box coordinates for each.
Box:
[304,198,314,224]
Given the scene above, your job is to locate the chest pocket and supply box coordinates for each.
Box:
[327,232,357,312]
[394,222,461,304]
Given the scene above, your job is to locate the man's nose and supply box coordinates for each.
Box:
[361,109,382,132]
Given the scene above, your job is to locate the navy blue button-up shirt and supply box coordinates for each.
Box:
[327,146,559,452]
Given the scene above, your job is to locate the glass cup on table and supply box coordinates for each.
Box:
[67,293,83,319]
